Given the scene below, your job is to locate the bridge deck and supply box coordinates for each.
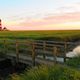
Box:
[6,53,56,66]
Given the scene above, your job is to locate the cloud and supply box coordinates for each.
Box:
[55,2,80,14]
[5,2,80,30]
[17,12,80,27]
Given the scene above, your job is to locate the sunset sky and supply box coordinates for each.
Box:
[0,0,80,30]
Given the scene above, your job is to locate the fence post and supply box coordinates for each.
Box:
[3,40,6,54]
[2,40,7,58]
[53,46,57,64]
[32,42,36,66]
[16,41,19,64]
[43,41,46,59]
[64,41,67,62]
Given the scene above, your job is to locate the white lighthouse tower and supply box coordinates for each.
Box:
[0,19,2,30]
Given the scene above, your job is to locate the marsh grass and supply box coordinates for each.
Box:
[0,30,80,41]
[66,57,80,68]
[7,64,80,80]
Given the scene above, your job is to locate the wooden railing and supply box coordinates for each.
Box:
[0,40,79,66]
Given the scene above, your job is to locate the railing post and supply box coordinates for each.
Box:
[53,46,57,64]
[32,42,36,66]
[16,41,19,64]
[43,41,46,59]
[64,41,67,62]
[2,40,7,58]
[3,40,6,54]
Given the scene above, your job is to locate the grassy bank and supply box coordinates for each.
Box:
[7,64,80,80]
[0,30,80,41]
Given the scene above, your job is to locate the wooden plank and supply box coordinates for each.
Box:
[6,53,55,66]
[43,41,46,59]
[16,41,19,64]
[53,46,57,64]
[32,42,36,66]
[3,40,7,54]
[64,42,67,62]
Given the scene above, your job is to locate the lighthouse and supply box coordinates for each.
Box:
[0,19,2,30]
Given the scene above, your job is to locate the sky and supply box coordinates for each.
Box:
[0,0,80,30]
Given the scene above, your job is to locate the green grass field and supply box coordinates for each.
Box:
[0,30,80,41]
[0,30,80,80]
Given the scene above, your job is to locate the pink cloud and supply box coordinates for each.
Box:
[17,12,80,27]
[44,12,80,22]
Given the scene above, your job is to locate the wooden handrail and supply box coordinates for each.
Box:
[0,40,79,66]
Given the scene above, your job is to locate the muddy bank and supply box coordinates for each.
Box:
[0,59,29,80]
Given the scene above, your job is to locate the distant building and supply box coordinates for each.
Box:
[3,27,8,31]
[0,19,8,31]
[0,19,2,30]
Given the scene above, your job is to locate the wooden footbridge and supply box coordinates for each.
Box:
[0,40,79,66]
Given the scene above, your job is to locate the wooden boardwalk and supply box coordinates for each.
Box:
[0,40,80,66]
